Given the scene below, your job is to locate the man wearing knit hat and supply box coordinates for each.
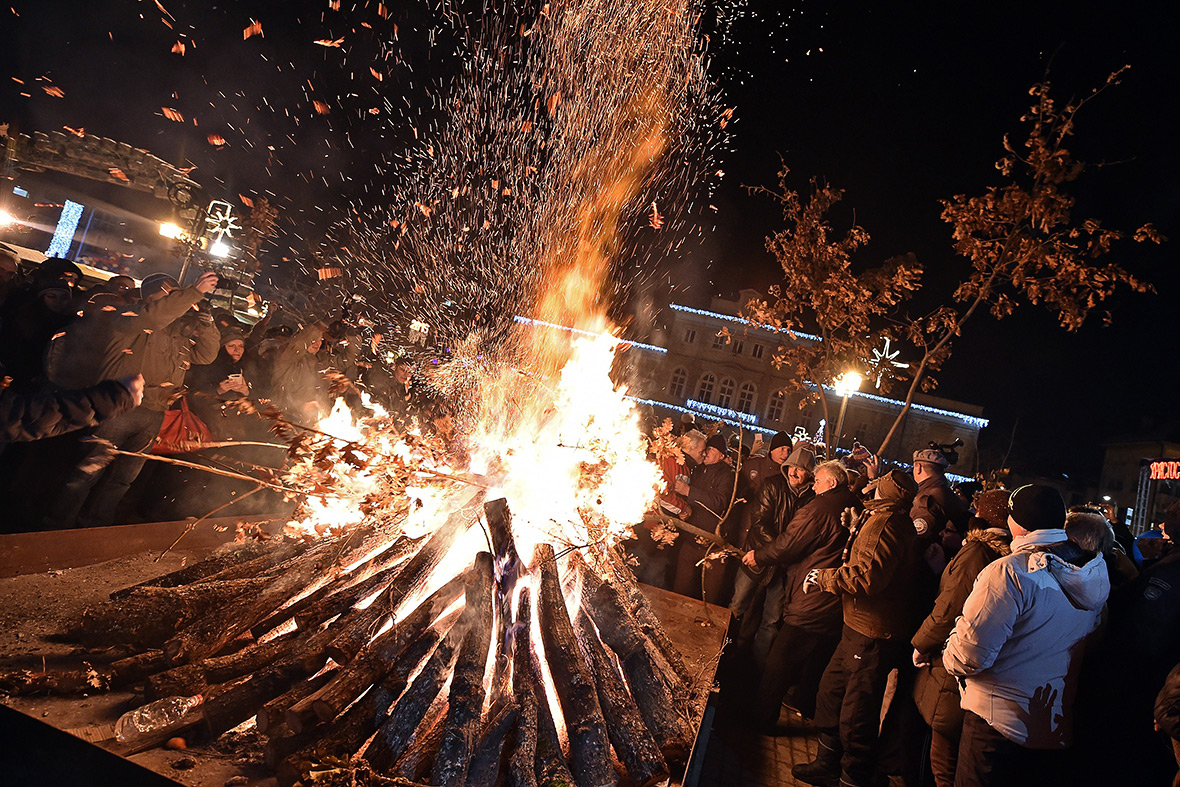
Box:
[942,484,1110,786]
[42,270,221,528]
[671,430,736,600]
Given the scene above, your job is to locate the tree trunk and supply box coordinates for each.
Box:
[533,543,617,787]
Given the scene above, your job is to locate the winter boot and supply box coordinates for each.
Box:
[792,734,841,787]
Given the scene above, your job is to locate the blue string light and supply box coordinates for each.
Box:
[670,303,822,342]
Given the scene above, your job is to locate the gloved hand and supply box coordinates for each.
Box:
[802,568,821,594]
[913,648,932,668]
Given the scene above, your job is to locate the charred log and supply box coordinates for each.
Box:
[465,700,519,787]
[392,701,447,782]
[109,541,278,599]
[429,551,496,787]
[575,613,668,787]
[145,630,302,700]
[256,667,338,735]
[533,543,616,787]
[581,578,692,763]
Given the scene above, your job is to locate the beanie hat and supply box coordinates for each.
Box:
[865,468,919,503]
[706,434,728,456]
[221,327,246,346]
[37,256,82,282]
[784,445,816,472]
[1008,484,1066,532]
[140,272,179,299]
[913,447,950,469]
[33,278,71,296]
[973,489,1010,530]
[769,431,792,453]
[680,412,695,424]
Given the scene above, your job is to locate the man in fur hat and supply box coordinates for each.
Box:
[671,431,736,601]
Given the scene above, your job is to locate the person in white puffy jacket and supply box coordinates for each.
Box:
[943,484,1110,787]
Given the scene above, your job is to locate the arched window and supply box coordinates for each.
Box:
[696,372,716,403]
[766,389,786,423]
[717,377,736,409]
[737,381,756,414]
[669,367,688,400]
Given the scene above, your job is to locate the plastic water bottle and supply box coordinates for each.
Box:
[114,694,203,742]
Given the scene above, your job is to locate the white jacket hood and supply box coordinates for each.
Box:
[1026,545,1111,613]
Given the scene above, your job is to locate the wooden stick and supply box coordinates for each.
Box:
[157,484,265,560]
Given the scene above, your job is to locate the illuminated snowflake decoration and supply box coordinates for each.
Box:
[867,337,909,389]
[204,200,241,241]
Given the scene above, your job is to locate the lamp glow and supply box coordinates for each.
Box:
[159,222,184,239]
[209,240,230,258]
[832,371,863,398]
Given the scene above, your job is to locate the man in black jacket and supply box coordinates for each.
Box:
[744,459,859,726]
[732,443,817,667]
[1,370,143,443]
[672,432,736,601]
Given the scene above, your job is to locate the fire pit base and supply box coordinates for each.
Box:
[0,520,729,786]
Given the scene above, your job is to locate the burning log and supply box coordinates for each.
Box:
[391,701,447,782]
[533,543,617,787]
[429,551,495,787]
[578,572,693,763]
[145,630,302,700]
[251,535,421,638]
[286,575,465,732]
[163,531,383,665]
[507,588,540,787]
[109,541,282,599]
[72,578,269,649]
[319,496,482,665]
[465,700,520,787]
[277,629,445,786]
[575,613,668,787]
[256,667,339,735]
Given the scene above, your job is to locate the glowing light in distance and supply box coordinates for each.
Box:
[209,240,230,258]
[159,222,185,239]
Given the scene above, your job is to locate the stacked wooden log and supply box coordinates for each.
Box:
[10,498,699,786]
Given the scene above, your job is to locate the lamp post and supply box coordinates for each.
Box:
[832,370,863,454]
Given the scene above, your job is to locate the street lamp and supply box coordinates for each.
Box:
[832,370,863,453]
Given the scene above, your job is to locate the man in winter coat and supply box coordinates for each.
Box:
[911,446,970,567]
[1156,661,1180,787]
[911,488,1012,787]
[1,367,143,443]
[274,321,328,421]
[672,431,736,601]
[942,484,1110,787]
[745,459,859,726]
[792,469,920,787]
[732,443,817,665]
[41,271,220,528]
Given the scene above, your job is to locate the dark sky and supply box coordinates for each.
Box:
[2,0,1177,481]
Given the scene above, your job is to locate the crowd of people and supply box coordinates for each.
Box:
[640,415,1180,787]
[0,252,429,530]
[4,253,1180,784]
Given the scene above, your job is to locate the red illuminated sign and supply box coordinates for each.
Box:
[1150,461,1180,481]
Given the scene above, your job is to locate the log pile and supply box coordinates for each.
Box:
[3,498,701,787]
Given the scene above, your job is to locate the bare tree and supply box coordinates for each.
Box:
[877,68,1163,454]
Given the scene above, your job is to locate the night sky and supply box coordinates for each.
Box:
[1,0,1177,481]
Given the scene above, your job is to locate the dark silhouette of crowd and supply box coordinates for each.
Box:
[0,255,431,531]
[638,422,1180,787]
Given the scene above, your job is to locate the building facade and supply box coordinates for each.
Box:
[626,291,989,479]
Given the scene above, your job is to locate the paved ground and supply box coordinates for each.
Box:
[700,701,820,786]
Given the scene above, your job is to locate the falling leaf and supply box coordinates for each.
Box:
[162,107,184,122]
[377,2,388,18]
[108,167,130,183]
[171,40,185,55]
[368,107,380,115]
[63,125,85,137]
[328,0,339,8]
[239,194,254,208]
[317,267,342,280]
[314,37,345,47]
[650,201,664,229]
[546,91,561,116]
[369,66,383,81]
[243,20,263,40]
[313,100,331,115]
[207,134,226,146]
[43,85,64,98]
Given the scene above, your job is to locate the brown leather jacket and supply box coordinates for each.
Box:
[815,479,919,640]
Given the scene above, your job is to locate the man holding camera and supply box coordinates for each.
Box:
[43,271,220,528]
